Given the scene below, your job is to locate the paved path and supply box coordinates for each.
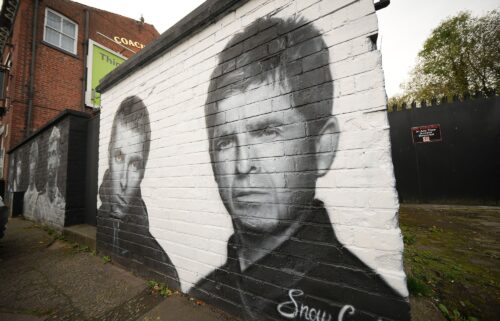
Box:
[0,218,238,321]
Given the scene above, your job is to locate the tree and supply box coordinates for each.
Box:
[390,10,500,105]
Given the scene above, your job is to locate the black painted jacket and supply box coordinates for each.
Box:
[190,201,411,321]
[97,169,180,290]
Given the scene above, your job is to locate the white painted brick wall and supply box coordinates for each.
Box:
[98,0,408,299]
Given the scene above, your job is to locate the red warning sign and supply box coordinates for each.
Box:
[411,124,442,143]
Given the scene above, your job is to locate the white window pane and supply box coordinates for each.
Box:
[61,34,75,53]
[45,27,60,46]
[47,11,61,30]
[62,20,75,37]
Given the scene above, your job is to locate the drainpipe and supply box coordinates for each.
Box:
[26,0,39,138]
[81,9,89,111]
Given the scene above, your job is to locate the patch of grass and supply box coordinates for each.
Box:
[401,215,498,321]
[42,225,66,241]
[147,280,172,297]
[407,275,431,296]
[102,255,111,264]
[403,230,416,246]
[438,304,480,321]
[71,243,93,254]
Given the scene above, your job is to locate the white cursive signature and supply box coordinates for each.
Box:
[277,289,356,321]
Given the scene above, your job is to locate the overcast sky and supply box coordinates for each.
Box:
[66,1,499,97]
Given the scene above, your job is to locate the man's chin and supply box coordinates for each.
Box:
[233,216,279,234]
[110,204,126,219]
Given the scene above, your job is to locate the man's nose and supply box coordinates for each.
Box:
[235,136,256,175]
[119,164,128,191]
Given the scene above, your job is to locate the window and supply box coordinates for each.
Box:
[43,8,78,54]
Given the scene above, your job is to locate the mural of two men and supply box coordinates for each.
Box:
[11,126,66,226]
[99,16,410,321]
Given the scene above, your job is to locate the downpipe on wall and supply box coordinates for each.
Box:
[26,0,39,138]
[81,9,89,111]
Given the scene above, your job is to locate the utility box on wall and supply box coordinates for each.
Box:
[7,110,91,229]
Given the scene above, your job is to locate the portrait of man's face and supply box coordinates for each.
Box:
[108,122,146,218]
[47,134,60,189]
[15,158,22,186]
[29,142,38,182]
[211,83,324,234]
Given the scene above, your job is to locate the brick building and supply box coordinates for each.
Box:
[0,0,159,192]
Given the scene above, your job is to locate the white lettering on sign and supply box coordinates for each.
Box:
[277,289,358,321]
[113,36,145,49]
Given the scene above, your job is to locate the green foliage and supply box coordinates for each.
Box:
[392,10,499,104]
[439,303,480,321]
[147,280,172,297]
[407,276,431,296]
[102,255,111,264]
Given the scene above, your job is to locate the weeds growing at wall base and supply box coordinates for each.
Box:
[147,280,172,297]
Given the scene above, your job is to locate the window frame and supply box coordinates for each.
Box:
[43,8,78,55]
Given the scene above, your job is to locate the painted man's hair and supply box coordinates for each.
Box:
[48,126,61,152]
[205,16,333,138]
[109,95,151,166]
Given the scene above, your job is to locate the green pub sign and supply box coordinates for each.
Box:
[86,40,126,107]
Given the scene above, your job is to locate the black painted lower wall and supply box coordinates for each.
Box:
[6,110,95,228]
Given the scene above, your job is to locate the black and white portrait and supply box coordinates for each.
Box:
[98,95,180,289]
[35,126,65,225]
[7,154,14,193]
[23,141,39,220]
[188,16,410,321]
[8,153,22,192]
[14,155,23,191]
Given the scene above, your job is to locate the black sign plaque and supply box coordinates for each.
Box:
[411,124,442,143]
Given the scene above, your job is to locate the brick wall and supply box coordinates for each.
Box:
[1,0,159,181]
[97,1,410,320]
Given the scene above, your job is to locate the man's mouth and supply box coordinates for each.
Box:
[232,190,270,203]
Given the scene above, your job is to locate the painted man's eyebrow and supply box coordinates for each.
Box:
[246,115,284,132]
[129,155,143,162]
[212,123,238,138]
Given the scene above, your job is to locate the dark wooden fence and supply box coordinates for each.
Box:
[388,95,499,205]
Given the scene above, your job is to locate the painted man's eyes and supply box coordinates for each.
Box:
[214,126,282,150]
[215,137,234,150]
[114,151,124,163]
[129,159,142,169]
[256,126,282,139]
[113,151,142,170]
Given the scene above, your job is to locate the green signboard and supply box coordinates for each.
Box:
[86,40,126,107]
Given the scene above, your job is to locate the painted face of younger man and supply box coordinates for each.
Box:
[108,122,146,219]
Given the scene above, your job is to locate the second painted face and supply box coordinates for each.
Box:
[109,122,146,219]
[47,138,59,188]
[210,83,318,234]
[29,143,37,185]
[15,159,22,185]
